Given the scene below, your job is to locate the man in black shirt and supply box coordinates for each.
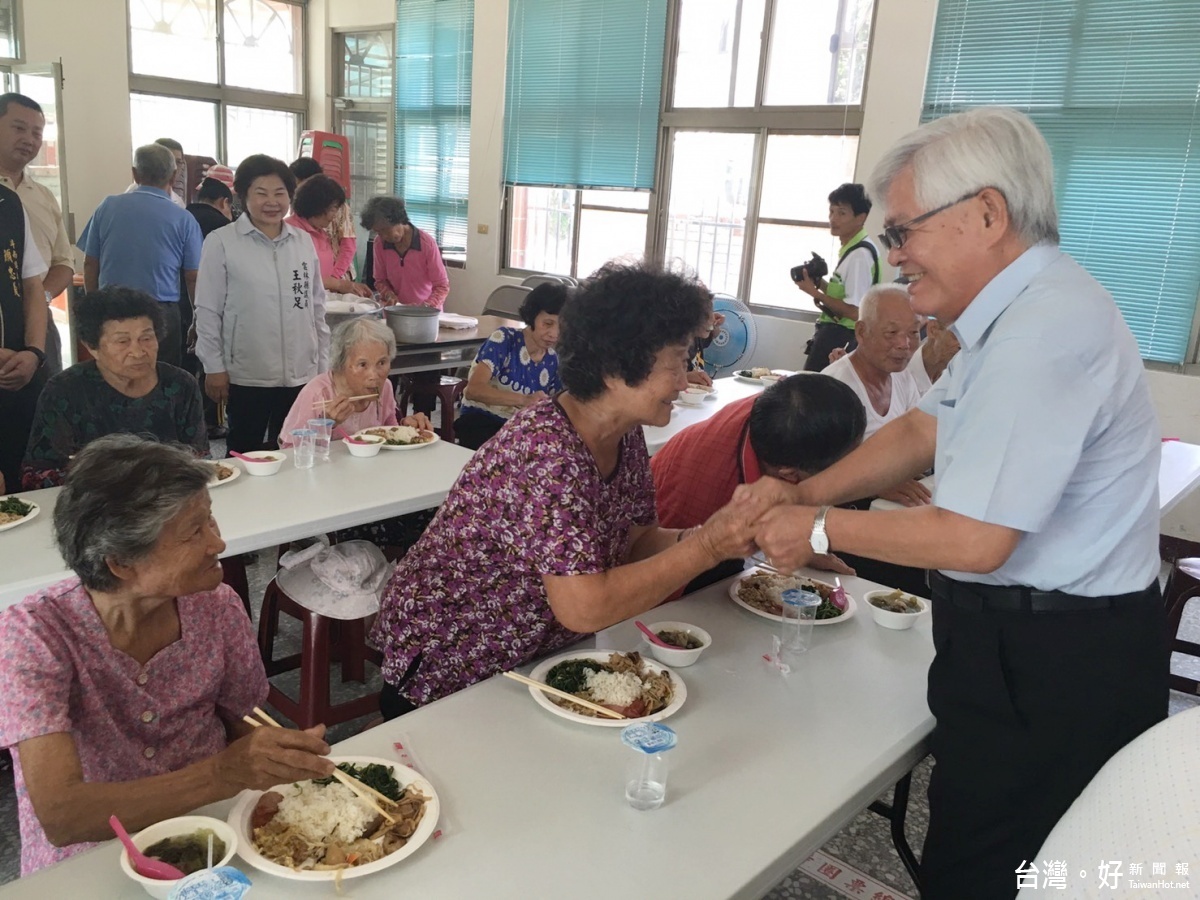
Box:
[0,184,50,491]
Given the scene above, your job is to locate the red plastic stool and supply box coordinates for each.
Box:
[257,578,383,729]
[398,374,467,442]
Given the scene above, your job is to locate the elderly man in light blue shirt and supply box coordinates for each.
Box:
[740,108,1166,900]
[80,143,202,367]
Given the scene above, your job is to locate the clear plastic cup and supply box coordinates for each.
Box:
[291,429,315,469]
[780,587,821,665]
[307,418,334,461]
[621,723,677,810]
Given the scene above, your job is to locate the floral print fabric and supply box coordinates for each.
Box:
[460,327,561,419]
[370,397,657,706]
[0,580,267,875]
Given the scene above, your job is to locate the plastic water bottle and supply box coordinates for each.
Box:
[779,587,821,666]
[622,722,677,810]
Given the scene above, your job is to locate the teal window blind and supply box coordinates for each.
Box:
[395,0,473,258]
[923,0,1200,364]
[503,0,668,190]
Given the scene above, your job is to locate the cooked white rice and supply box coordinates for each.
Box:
[275,781,377,844]
[584,669,644,707]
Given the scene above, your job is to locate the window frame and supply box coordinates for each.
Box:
[0,0,20,66]
[126,0,307,166]
[332,26,395,273]
[499,0,879,313]
[500,185,653,280]
[651,0,876,314]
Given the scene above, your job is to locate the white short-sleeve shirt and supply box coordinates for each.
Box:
[823,352,923,440]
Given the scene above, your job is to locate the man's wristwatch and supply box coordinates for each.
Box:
[19,346,46,368]
[809,505,832,555]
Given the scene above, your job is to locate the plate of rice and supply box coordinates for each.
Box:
[0,496,38,532]
[354,426,440,450]
[728,567,857,625]
[226,755,439,883]
[526,650,687,727]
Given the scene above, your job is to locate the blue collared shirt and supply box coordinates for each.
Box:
[80,186,202,303]
[919,243,1160,594]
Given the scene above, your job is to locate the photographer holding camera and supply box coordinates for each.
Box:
[795,183,881,371]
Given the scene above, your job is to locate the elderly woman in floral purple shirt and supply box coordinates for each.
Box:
[371,262,758,718]
[0,436,333,875]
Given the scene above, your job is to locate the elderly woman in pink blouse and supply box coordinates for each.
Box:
[284,174,372,298]
[360,196,449,309]
[0,436,333,876]
[279,316,431,444]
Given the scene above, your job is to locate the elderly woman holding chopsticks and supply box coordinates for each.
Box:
[0,435,334,876]
[278,317,431,446]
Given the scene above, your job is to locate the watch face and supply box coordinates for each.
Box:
[810,533,830,555]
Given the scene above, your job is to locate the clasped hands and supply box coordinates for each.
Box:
[699,478,854,576]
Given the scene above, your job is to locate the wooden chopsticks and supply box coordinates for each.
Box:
[242,706,395,822]
[502,671,626,719]
[313,394,379,408]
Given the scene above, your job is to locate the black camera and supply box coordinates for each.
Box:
[790,252,829,284]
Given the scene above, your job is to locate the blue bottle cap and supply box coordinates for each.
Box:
[782,588,821,608]
[621,722,677,754]
[167,866,252,900]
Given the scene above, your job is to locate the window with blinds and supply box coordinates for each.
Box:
[394,0,473,263]
[503,0,668,191]
[923,0,1200,364]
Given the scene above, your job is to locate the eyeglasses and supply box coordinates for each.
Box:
[877,191,980,251]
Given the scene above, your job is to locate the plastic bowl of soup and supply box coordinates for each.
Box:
[645,621,712,667]
[344,434,385,457]
[238,451,285,476]
[865,590,930,630]
[119,815,238,899]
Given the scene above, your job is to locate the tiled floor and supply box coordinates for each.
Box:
[2,560,1198,894]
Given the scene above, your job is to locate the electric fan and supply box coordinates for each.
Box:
[703,294,758,376]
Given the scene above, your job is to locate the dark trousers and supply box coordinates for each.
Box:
[454,409,506,450]
[156,302,182,368]
[803,321,856,371]
[226,384,302,454]
[0,374,44,490]
[920,577,1169,900]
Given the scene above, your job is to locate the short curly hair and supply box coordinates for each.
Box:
[558,262,712,401]
[76,286,165,348]
[518,282,568,327]
[292,174,346,219]
[233,154,296,204]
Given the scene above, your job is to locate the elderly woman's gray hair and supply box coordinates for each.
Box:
[870,106,1059,247]
[858,283,912,326]
[133,143,177,189]
[359,195,411,230]
[330,316,397,371]
[54,435,212,592]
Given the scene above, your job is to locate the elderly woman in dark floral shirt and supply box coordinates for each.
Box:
[370,262,758,719]
[22,286,206,489]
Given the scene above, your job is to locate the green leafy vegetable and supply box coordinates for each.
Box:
[313,762,403,801]
[0,497,32,517]
[545,659,607,694]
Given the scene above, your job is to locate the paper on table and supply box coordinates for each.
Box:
[438,312,479,330]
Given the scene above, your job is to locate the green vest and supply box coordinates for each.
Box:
[816,229,880,328]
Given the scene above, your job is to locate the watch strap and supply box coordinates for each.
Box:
[20,345,46,368]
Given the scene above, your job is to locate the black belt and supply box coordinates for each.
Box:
[928,570,1157,614]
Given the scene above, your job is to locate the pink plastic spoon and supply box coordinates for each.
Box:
[110,815,185,881]
[334,426,371,445]
[635,620,676,649]
[229,450,280,464]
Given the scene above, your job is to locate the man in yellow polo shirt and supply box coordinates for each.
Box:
[0,93,73,375]
[795,182,881,372]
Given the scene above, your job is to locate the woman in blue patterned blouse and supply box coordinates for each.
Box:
[455,282,567,450]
